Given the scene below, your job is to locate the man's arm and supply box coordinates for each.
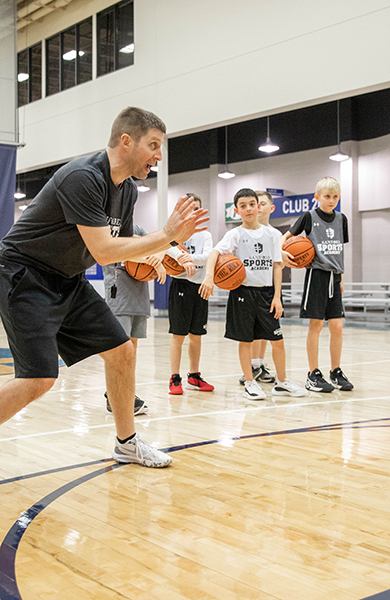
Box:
[77,195,208,265]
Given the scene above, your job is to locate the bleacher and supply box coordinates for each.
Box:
[209,282,390,323]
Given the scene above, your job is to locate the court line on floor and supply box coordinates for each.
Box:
[1,417,390,600]
[1,395,390,443]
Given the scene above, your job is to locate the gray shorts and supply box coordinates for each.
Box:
[115,314,148,339]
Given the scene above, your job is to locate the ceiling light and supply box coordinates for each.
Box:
[63,50,85,61]
[14,188,26,200]
[218,126,235,179]
[137,183,150,192]
[119,43,134,54]
[258,116,279,153]
[329,100,349,161]
[18,73,29,82]
[218,169,236,179]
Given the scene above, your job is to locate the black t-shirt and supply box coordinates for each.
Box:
[0,152,138,278]
[289,208,349,243]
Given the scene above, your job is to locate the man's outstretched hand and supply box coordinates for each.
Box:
[163,196,209,244]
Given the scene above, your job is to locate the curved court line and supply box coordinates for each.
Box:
[1,418,389,600]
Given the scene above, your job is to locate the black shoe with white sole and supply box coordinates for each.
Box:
[330,368,354,391]
[305,369,334,393]
[105,392,149,415]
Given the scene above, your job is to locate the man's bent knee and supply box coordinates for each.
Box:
[100,341,134,365]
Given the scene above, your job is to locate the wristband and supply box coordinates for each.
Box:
[170,241,179,246]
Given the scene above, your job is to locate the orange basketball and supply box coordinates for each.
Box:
[124,261,157,281]
[214,254,246,290]
[282,235,315,268]
[162,244,189,276]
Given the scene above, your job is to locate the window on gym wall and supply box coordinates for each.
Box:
[46,17,93,96]
[17,42,42,107]
[97,0,134,77]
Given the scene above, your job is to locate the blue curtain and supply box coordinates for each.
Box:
[0,143,16,240]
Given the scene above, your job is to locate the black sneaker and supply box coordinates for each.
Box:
[305,369,334,393]
[255,364,275,384]
[330,368,354,391]
[104,392,149,415]
[239,365,275,385]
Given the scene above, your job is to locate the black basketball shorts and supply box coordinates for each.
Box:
[225,285,283,343]
[0,260,129,378]
[168,278,208,336]
[300,268,344,320]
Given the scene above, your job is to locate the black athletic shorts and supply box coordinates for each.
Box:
[300,268,344,320]
[0,259,129,378]
[225,285,283,343]
[168,278,208,336]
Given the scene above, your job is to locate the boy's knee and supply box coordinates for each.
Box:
[309,319,324,333]
[329,319,343,334]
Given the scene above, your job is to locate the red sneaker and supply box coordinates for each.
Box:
[186,372,214,392]
[169,374,183,395]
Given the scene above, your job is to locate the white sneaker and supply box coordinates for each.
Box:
[272,379,308,397]
[112,433,173,468]
[243,380,266,400]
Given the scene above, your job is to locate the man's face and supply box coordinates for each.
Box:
[126,128,164,180]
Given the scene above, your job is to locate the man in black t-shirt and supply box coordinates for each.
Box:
[0,106,209,468]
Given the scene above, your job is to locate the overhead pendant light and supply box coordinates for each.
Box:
[258,116,280,153]
[137,181,150,192]
[329,100,349,162]
[218,126,235,179]
[14,174,26,199]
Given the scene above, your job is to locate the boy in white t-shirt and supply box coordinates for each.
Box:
[199,188,306,400]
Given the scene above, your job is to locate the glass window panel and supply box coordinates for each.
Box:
[77,18,92,84]
[97,9,115,76]
[46,35,60,96]
[116,1,134,70]
[30,44,42,102]
[17,49,29,107]
[61,26,76,90]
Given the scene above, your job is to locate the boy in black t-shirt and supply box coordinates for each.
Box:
[280,177,353,393]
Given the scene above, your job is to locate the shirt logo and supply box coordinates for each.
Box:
[326,228,335,239]
[179,292,184,297]
[238,297,244,302]
[107,216,122,237]
[254,243,263,253]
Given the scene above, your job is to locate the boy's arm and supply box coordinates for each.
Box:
[270,262,283,319]
[198,249,220,300]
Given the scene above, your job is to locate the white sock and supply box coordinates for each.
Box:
[251,359,261,369]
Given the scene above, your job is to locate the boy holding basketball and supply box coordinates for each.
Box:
[199,188,306,400]
[167,194,214,395]
[280,176,353,392]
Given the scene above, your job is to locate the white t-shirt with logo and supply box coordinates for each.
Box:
[214,225,282,287]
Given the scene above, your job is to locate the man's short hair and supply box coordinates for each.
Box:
[316,177,341,196]
[255,190,274,204]
[108,107,166,147]
[233,188,258,207]
[186,193,202,207]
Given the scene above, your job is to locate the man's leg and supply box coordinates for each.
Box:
[100,341,136,439]
[0,378,56,425]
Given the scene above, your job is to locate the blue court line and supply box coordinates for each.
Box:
[0,418,389,600]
